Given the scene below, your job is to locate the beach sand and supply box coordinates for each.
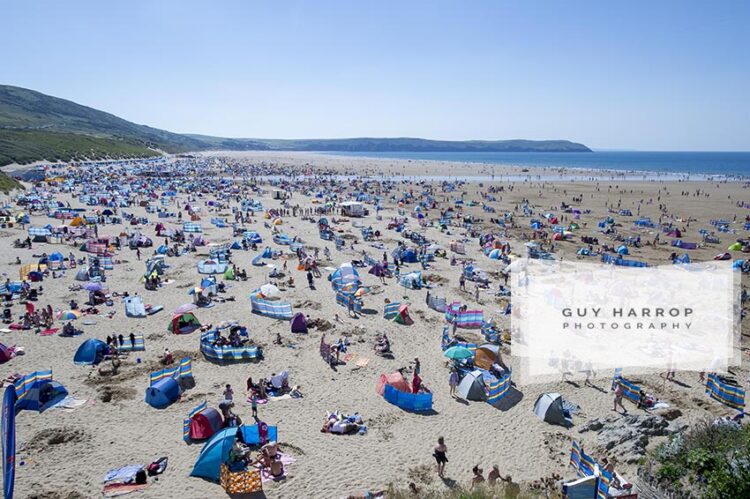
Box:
[1,152,747,498]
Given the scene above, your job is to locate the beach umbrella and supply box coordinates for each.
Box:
[83,282,105,292]
[175,303,197,315]
[259,283,280,298]
[444,346,473,360]
[354,287,369,297]
[60,310,81,321]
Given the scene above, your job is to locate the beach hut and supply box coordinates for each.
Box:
[340,201,366,217]
[533,393,572,427]
[73,339,107,366]
[169,312,201,334]
[456,370,487,401]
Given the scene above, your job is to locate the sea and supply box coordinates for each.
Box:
[325,151,750,180]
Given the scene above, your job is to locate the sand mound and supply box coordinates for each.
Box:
[294,299,322,310]
[98,385,137,403]
[26,427,88,452]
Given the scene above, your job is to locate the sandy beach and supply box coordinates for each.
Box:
[1,152,748,499]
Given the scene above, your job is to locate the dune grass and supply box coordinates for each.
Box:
[0,129,160,166]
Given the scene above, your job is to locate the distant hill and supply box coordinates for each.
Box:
[0,84,590,166]
[187,135,591,153]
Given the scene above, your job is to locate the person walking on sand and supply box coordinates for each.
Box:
[251,392,258,419]
[307,270,314,289]
[459,273,466,291]
[613,381,627,414]
[433,437,448,478]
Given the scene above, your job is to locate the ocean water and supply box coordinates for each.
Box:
[325,151,750,178]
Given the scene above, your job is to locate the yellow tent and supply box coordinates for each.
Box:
[70,216,86,227]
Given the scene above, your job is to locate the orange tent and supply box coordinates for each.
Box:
[376,372,410,396]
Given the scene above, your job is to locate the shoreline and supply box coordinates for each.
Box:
[3,149,749,182]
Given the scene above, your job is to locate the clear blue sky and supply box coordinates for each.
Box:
[4,1,749,150]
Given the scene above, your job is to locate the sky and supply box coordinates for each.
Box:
[3,1,749,151]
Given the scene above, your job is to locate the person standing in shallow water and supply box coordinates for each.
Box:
[434,436,448,478]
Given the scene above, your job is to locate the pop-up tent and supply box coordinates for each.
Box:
[191,424,278,481]
[290,313,308,333]
[145,377,182,408]
[456,370,487,401]
[533,393,573,427]
[73,339,107,366]
[169,312,201,334]
[14,370,69,413]
[184,401,224,442]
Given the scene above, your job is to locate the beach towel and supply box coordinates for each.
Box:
[40,328,59,336]
[103,464,144,484]
[102,483,149,497]
[258,452,295,483]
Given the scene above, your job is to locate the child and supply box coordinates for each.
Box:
[251,393,258,418]
[224,384,234,402]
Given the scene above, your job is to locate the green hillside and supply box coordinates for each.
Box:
[0,84,591,166]
[0,85,204,165]
[0,171,23,192]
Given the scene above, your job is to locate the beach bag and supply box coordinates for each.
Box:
[147,457,168,476]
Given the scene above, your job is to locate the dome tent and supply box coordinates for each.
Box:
[533,392,573,427]
[73,338,107,365]
[188,406,224,441]
[456,370,486,401]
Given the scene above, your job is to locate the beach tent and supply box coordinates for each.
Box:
[191,424,278,481]
[14,370,68,413]
[533,393,572,427]
[474,344,501,370]
[197,259,227,274]
[456,370,487,401]
[388,303,412,325]
[616,245,629,255]
[223,266,235,280]
[368,263,387,277]
[73,339,107,366]
[169,312,201,334]
[729,242,743,251]
[124,296,147,318]
[145,377,182,408]
[376,372,410,396]
[188,405,224,441]
[290,313,308,333]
